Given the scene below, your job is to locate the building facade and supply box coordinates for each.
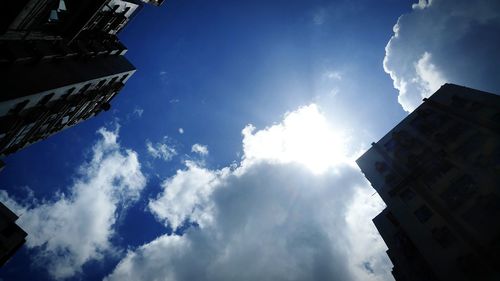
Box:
[0,202,27,267]
[0,0,163,159]
[0,0,163,263]
[357,84,500,281]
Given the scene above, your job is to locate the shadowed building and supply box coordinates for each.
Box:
[0,202,27,267]
[0,0,163,264]
[0,0,163,158]
[357,84,500,281]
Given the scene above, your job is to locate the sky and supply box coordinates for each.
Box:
[1,0,500,280]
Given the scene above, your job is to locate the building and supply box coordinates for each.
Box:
[0,0,163,159]
[0,202,27,267]
[0,0,163,264]
[357,84,500,281]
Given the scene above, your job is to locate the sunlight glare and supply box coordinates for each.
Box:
[242,104,348,174]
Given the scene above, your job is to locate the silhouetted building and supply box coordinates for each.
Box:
[0,0,163,157]
[0,202,27,267]
[357,84,500,281]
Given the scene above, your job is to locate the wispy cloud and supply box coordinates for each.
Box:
[146,138,177,161]
[191,144,209,156]
[323,70,342,81]
[133,106,144,118]
[178,128,184,134]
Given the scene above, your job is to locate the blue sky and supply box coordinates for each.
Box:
[1,0,499,280]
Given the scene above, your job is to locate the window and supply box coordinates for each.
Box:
[96,79,106,89]
[414,205,433,223]
[67,87,76,95]
[439,175,477,210]
[119,74,129,82]
[384,138,397,152]
[432,226,454,249]
[421,159,452,187]
[400,188,416,204]
[491,112,500,123]
[374,161,387,174]
[451,95,467,108]
[384,173,398,186]
[385,211,399,227]
[38,93,54,106]
[8,100,29,115]
[462,193,500,234]
[78,83,92,93]
[108,76,118,85]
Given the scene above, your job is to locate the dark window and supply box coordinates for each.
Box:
[462,193,500,234]
[38,93,54,105]
[432,226,454,248]
[96,79,106,89]
[78,83,91,93]
[385,211,399,227]
[440,175,477,210]
[384,138,397,152]
[491,112,500,123]
[393,130,415,149]
[119,74,129,82]
[384,173,398,186]
[374,161,387,173]
[421,159,452,187]
[434,123,467,145]
[8,100,29,115]
[451,95,468,108]
[108,76,118,85]
[410,111,445,136]
[414,205,433,223]
[400,188,416,203]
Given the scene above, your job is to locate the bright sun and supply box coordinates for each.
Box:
[242,104,348,174]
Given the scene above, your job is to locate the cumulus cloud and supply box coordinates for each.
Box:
[191,143,209,156]
[178,128,184,134]
[105,104,391,281]
[384,0,500,112]
[146,138,177,161]
[241,104,348,174]
[0,127,146,279]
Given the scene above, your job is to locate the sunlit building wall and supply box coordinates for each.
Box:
[0,0,162,157]
[357,84,500,281]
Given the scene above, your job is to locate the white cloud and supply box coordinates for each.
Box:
[324,70,342,81]
[412,0,431,10]
[0,127,146,280]
[384,0,500,112]
[105,104,391,281]
[133,107,144,118]
[148,161,228,230]
[178,128,184,134]
[241,104,348,174]
[191,143,209,156]
[146,138,177,161]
